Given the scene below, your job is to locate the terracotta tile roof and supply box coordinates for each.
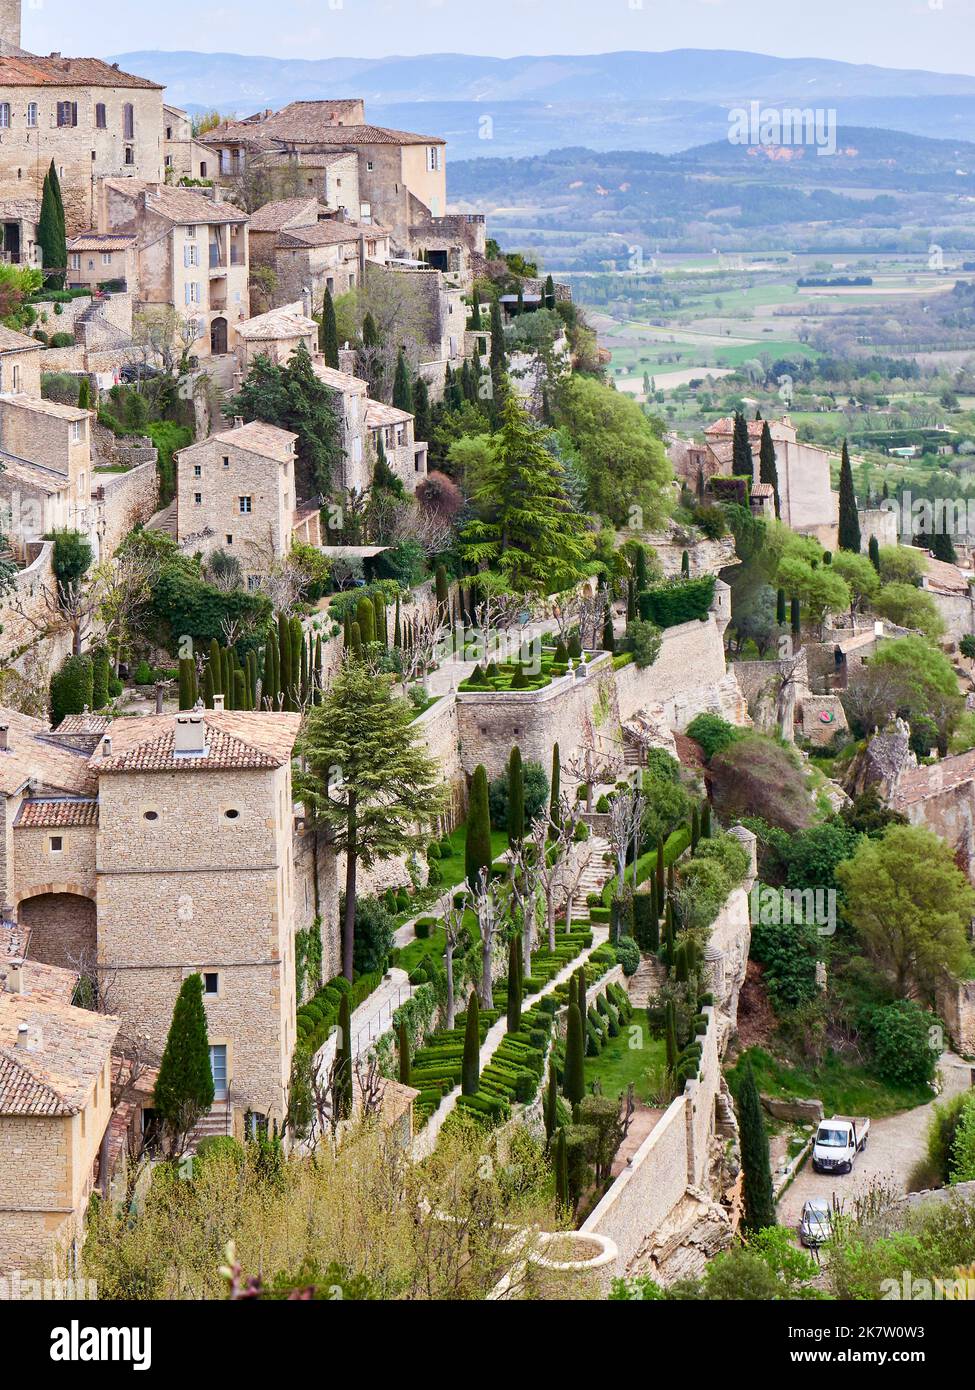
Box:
[0,455,71,495]
[311,360,368,394]
[103,180,248,225]
[0,707,98,797]
[751,482,775,497]
[276,218,380,250]
[922,552,973,595]
[705,415,795,441]
[365,399,413,428]
[205,113,443,148]
[49,714,111,736]
[15,797,99,829]
[235,302,317,340]
[0,922,29,961]
[0,993,119,1116]
[0,960,78,1005]
[0,55,162,90]
[892,749,975,809]
[192,419,298,464]
[248,197,322,233]
[3,392,88,420]
[92,710,301,774]
[0,324,41,353]
[67,231,137,253]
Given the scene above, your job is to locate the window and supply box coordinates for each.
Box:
[366,160,374,171]
[164,154,173,168]
[184,243,199,267]
[199,161,207,179]
[56,101,77,128]
[69,253,81,271]
[186,224,197,238]
[194,492,202,505]
[11,364,19,391]
[183,282,201,305]
[0,104,10,128]
[193,464,201,478]
[95,103,106,130]
[226,534,233,546]
[426,145,441,172]
[26,102,37,128]
[101,252,112,266]
[238,496,251,513]
[142,810,159,822]
[222,456,229,468]
[123,103,134,139]
[203,972,219,996]
[223,808,240,821]
[209,1044,228,1099]
[49,835,63,853]
[124,146,134,166]
[70,421,82,443]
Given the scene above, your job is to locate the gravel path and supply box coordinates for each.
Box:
[777,1052,974,1229]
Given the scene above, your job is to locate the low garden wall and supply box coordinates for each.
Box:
[936,973,975,1057]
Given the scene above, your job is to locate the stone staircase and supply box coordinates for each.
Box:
[185,1101,233,1151]
[147,500,177,536]
[627,952,666,1007]
[578,834,613,901]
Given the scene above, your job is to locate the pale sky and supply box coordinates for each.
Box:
[21,0,975,78]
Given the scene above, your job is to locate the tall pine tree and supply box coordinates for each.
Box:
[759,420,780,518]
[465,764,492,888]
[319,286,339,368]
[737,1058,777,1232]
[838,439,861,553]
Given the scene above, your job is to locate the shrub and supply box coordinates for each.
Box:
[595,794,611,814]
[427,840,442,860]
[710,733,814,833]
[194,1136,245,1169]
[614,936,640,976]
[750,908,820,1012]
[351,895,395,976]
[686,713,742,762]
[49,654,93,726]
[637,575,715,628]
[867,1001,938,1089]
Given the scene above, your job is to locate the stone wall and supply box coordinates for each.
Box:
[96,459,159,557]
[936,974,975,1057]
[615,613,740,729]
[0,542,73,675]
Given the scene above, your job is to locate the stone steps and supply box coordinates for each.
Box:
[627,953,666,1007]
[147,500,177,536]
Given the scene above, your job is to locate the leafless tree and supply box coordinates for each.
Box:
[391,501,456,560]
[95,542,165,675]
[442,896,467,1031]
[507,840,540,979]
[606,779,644,929]
[563,735,623,813]
[353,1050,385,1120]
[560,834,593,936]
[528,805,574,951]
[470,866,505,1010]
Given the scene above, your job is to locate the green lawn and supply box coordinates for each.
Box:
[584,1026,666,1104]
[727,1047,933,1120]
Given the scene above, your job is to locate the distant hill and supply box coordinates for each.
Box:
[111,49,975,156]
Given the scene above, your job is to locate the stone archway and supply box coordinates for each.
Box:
[18,888,96,971]
[210,316,228,355]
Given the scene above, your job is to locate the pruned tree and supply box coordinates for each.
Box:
[470,865,504,1011]
[507,839,540,979]
[442,895,467,1032]
[563,734,623,813]
[528,803,574,950]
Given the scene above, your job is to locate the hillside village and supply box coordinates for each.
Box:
[0,0,974,1306]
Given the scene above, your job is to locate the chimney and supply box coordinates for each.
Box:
[213,693,225,712]
[155,681,165,715]
[233,416,244,430]
[15,1022,27,1049]
[101,735,113,758]
[174,712,207,755]
[302,285,312,320]
[0,723,8,751]
[2,959,23,994]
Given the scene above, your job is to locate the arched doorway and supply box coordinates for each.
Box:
[210,316,228,355]
[18,891,96,971]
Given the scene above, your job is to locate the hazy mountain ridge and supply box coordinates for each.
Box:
[111,48,975,155]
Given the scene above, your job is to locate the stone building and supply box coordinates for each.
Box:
[248,198,390,310]
[701,415,837,541]
[92,709,303,1134]
[0,393,98,559]
[175,418,321,580]
[95,178,249,359]
[201,100,447,248]
[0,194,39,267]
[0,322,40,395]
[66,230,138,293]
[0,955,118,1279]
[162,103,214,185]
[0,2,164,234]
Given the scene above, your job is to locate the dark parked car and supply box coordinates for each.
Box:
[119,362,163,384]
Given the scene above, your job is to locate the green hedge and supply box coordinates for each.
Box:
[638,576,715,629]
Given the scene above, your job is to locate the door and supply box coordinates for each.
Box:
[209,1044,228,1100]
[210,316,228,355]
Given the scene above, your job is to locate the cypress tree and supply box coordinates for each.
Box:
[489,297,506,371]
[737,1059,776,1233]
[435,564,449,617]
[868,534,881,575]
[289,618,302,697]
[759,420,780,518]
[507,744,525,846]
[776,587,786,626]
[601,605,616,654]
[38,160,67,288]
[233,669,246,710]
[356,596,376,645]
[393,595,402,648]
[838,439,861,553]
[932,528,958,564]
[563,1002,585,1106]
[178,657,194,710]
[313,635,323,705]
[263,632,277,708]
[247,649,259,708]
[349,621,362,658]
[664,999,679,1076]
[575,967,586,1024]
[153,973,214,1145]
[465,764,491,888]
[210,638,223,695]
[77,377,92,410]
[320,285,339,368]
[544,1064,559,1145]
[506,933,522,1033]
[626,577,636,622]
[555,1125,569,1215]
[278,613,293,709]
[461,991,480,1096]
[202,663,215,709]
[469,295,482,330]
[691,805,700,852]
[790,595,801,640]
[635,543,648,592]
[549,742,561,825]
[413,375,431,441]
[732,410,754,479]
[372,591,386,646]
[681,549,690,579]
[335,991,353,1120]
[398,1017,412,1086]
[222,649,233,708]
[392,347,413,413]
[544,273,556,310]
[701,801,712,838]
